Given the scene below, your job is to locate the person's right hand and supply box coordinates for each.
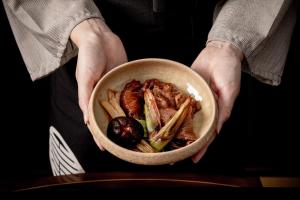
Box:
[71,18,127,124]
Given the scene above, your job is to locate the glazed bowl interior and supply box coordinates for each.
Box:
[88,58,217,165]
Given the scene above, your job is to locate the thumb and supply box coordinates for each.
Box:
[191,145,208,163]
[191,129,217,163]
[92,135,105,151]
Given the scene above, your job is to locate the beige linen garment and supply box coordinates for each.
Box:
[3,0,297,85]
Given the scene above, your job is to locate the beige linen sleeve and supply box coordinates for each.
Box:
[208,0,297,85]
[2,0,103,80]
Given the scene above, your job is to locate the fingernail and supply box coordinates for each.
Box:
[215,129,219,136]
[191,157,197,164]
[216,121,223,134]
[192,146,208,163]
[217,126,221,134]
[93,136,105,151]
[191,153,201,164]
[192,155,202,164]
[83,112,89,125]
[99,145,105,151]
[84,115,88,125]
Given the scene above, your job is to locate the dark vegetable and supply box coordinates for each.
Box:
[107,117,144,148]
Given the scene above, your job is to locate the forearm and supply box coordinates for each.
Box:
[206,40,244,62]
[208,0,292,56]
[3,0,103,80]
[208,0,296,85]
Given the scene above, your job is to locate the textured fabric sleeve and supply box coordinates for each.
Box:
[208,0,297,85]
[2,0,103,80]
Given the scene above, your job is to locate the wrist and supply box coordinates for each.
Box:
[206,40,244,62]
[70,18,111,47]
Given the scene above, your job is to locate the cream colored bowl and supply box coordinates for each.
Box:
[88,58,217,165]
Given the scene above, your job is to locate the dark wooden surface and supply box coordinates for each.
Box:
[10,172,262,192]
[6,173,300,192]
[2,171,300,192]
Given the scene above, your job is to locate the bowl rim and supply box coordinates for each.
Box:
[87,58,217,165]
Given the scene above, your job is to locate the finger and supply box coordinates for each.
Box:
[77,74,97,124]
[191,144,208,163]
[93,135,105,151]
[191,128,217,163]
[216,89,236,133]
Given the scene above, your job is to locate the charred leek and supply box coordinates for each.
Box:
[144,89,161,133]
[99,89,126,118]
[150,97,191,151]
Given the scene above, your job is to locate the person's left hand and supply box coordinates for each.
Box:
[190,40,244,163]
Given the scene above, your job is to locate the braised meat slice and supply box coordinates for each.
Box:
[120,80,144,119]
[143,79,184,109]
[159,107,177,126]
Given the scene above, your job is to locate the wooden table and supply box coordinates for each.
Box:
[4,172,264,192]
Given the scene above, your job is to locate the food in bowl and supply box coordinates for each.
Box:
[99,78,201,153]
[88,58,217,165]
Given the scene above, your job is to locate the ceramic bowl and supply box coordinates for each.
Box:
[88,58,217,165]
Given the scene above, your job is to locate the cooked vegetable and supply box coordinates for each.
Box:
[144,89,161,133]
[108,89,126,117]
[150,97,191,151]
[107,117,144,148]
[136,139,156,153]
[100,89,125,119]
[100,100,125,119]
[136,119,147,137]
[100,78,201,153]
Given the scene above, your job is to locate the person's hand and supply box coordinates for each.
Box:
[71,18,127,124]
[191,40,244,163]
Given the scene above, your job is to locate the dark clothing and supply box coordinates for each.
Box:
[47,0,299,176]
[96,0,217,65]
[49,0,246,174]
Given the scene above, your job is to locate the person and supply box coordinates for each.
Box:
[3,0,296,176]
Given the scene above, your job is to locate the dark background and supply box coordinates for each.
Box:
[0,4,51,181]
[0,1,299,186]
